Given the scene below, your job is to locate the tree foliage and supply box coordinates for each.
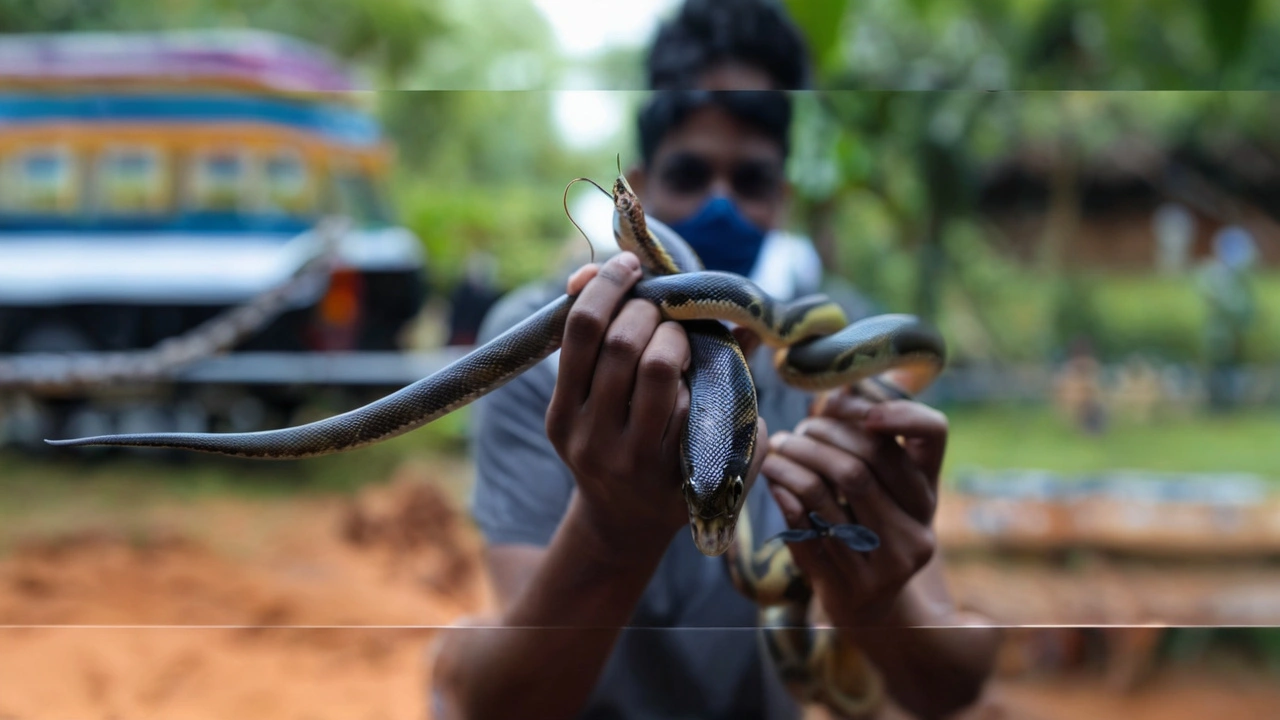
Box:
[0,0,447,81]
[776,0,1280,363]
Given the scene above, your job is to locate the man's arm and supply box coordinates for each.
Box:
[432,493,674,720]
[839,558,1001,719]
[432,254,767,720]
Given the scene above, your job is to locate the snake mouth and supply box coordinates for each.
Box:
[689,513,738,557]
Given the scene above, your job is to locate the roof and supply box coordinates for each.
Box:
[0,29,361,96]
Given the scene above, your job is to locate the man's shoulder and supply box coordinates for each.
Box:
[477,279,563,345]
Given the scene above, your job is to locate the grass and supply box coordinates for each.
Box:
[0,404,475,534]
[3,401,1278,540]
[941,404,1280,481]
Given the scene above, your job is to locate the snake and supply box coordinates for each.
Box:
[46,170,947,709]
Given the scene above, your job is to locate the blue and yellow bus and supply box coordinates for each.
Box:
[0,30,428,440]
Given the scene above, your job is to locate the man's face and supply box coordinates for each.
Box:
[626,104,789,234]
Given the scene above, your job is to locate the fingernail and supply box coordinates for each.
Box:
[616,252,640,271]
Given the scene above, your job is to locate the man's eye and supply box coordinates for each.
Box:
[733,163,781,200]
[661,156,712,195]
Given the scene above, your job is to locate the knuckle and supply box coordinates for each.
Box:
[624,297,660,322]
[836,456,872,495]
[638,349,683,385]
[568,435,596,472]
[796,476,828,509]
[912,530,937,570]
[602,329,645,361]
[544,409,566,447]
[564,309,607,346]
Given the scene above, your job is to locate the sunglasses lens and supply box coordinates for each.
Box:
[660,154,713,195]
[658,153,782,200]
[732,161,781,201]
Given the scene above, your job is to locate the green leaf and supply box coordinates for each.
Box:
[1200,0,1255,69]
[783,0,847,74]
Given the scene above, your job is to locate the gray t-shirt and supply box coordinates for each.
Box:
[467,243,874,720]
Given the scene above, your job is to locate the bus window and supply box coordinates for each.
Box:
[187,148,247,212]
[332,167,391,226]
[95,146,170,216]
[261,150,314,216]
[0,146,80,215]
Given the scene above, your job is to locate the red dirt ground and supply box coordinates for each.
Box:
[2,460,1279,719]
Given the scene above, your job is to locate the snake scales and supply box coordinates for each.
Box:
[48,172,947,712]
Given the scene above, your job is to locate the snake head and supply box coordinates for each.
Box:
[683,474,746,557]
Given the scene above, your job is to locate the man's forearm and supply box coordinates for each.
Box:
[434,494,671,720]
[840,584,1000,720]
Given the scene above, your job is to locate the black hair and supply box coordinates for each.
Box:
[636,0,809,167]
[637,90,792,166]
[645,0,812,90]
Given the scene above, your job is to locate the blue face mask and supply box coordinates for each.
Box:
[667,195,767,277]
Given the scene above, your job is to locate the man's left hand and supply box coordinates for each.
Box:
[762,386,949,627]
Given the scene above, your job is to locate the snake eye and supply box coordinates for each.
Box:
[728,477,744,511]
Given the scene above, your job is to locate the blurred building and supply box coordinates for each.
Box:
[976,139,1280,272]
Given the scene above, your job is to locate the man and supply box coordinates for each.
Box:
[430,2,999,718]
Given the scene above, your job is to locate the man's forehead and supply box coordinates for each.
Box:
[697,63,776,91]
[653,106,784,165]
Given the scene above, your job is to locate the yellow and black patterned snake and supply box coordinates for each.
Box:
[47,172,946,713]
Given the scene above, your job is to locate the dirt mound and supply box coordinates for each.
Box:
[0,461,494,720]
[340,464,481,600]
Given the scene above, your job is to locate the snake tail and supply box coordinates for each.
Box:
[45,294,576,458]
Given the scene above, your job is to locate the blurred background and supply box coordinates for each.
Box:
[1,0,1280,718]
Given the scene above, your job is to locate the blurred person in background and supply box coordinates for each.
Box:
[1197,225,1258,412]
[1052,335,1107,436]
[430,1,999,718]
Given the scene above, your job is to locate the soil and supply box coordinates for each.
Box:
[0,461,493,720]
[2,459,1279,720]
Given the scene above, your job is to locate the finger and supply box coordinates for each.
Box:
[554,252,643,410]
[566,264,599,295]
[767,484,829,571]
[628,320,690,436]
[762,438,848,527]
[820,393,947,445]
[792,417,935,525]
[660,378,692,482]
[862,400,949,482]
[588,298,663,432]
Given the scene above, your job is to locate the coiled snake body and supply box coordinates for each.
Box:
[48,173,946,713]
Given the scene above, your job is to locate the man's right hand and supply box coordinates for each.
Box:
[545,252,693,553]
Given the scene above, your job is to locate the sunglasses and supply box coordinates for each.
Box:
[655,152,784,202]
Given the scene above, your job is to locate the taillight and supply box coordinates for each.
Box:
[309,267,364,350]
